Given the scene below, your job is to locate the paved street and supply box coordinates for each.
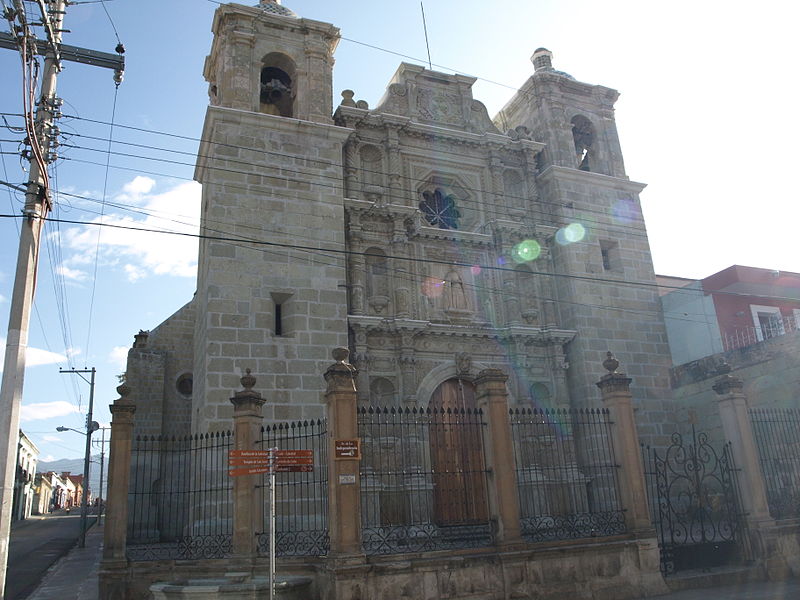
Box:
[8,511,96,600]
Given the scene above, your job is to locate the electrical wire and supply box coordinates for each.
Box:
[83,83,120,361]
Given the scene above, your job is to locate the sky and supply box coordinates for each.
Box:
[1,0,798,463]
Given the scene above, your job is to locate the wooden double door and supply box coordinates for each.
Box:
[429,378,488,525]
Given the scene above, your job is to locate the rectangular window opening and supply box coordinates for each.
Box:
[600,240,620,272]
[274,303,283,337]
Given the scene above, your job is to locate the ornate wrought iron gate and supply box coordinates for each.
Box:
[643,428,744,575]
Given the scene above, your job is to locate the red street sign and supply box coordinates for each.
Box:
[273,457,314,466]
[274,465,313,473]
[335,439,361,460]
[228,466,269,477]
[229,457,271,467]
[274,449,312,458]
[229,450,269,458]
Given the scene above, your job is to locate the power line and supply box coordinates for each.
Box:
[3,212,797,308]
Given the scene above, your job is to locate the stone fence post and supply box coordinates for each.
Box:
[474,368,522,546]
[595,352,652,531]
[712,366,773,526]
[100,383,136,598]
[324,347,362,556]
[230,369,266,558]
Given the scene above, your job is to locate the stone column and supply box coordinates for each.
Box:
[99,383,135,599]
[230,369,266,557]
[474,369,522,545]
[712,366,773,525]
[102,383,135,561]
[595,352,652,531]
[325,348,362,555]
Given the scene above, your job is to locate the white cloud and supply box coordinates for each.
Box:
[0,294,6,303]
[109,345,129,370]
[61,179,201,282]
[56,265,88,282]
[39,454,56,463]
[42,435,62,443]
[21,400,79,422]
[0,337,67,371]
[122,175,155,197]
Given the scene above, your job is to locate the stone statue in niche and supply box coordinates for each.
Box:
[444,268,469,311]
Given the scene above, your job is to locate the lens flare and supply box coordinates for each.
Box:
[421,276,444,298]
[511,239,541,263]
[611,197,639,224]
[564,223,586,242]
[470,264,481,276]
[555,222,586,245]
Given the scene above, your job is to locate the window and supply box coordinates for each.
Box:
[176,373,193,397]
[270,291,293,336]
[600,240,620,272]
[571,115,595,172]
[419,188,460,230]
[749,304,784,341]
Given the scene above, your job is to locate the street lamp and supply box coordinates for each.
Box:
[55,419,99,547]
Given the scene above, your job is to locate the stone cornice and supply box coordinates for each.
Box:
[348,315,576,346]
[537,165,646,194]
[195,105,354,182]
[344,197,418,219]
[407,217,493,248]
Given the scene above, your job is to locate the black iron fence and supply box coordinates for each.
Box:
[255,419,329,556]
[127,431,233,561]
[358,406,492,555]
[643,428,745,575]
[510,407,626,543]
[750,408,800,520]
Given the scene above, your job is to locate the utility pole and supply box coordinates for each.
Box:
[94,426,108,524]
[0,2,124,596]
[60,367,96,549]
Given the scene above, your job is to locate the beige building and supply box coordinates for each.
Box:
[13,430,38,521]
[125,0,674,449]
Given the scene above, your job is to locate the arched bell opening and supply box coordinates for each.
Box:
[260,53,295,117]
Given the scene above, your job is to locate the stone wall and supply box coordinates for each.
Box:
[126,300,194,439]
[670,328,800,445]
[193,107,351,431]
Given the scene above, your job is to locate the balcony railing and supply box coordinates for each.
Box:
[722,314,799,352]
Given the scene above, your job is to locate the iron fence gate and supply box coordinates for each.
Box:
[643,428,745,575]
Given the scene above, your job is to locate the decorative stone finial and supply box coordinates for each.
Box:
[340,90,356,107]
[716,362,732,375]
[116,382,131,398]
[602,351,620,374]
[133,330,149,348]
[531,47,553,72]
[240,368,256,391]
[332,347,350,363]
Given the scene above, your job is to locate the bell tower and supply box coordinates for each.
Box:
[494,49,674,438]
[495,48,626,177]
[203,0,339,124]
[193,1,351,432]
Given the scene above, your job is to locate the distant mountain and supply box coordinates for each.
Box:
[38,454,109,498]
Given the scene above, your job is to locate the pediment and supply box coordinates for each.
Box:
[373,63,500,134]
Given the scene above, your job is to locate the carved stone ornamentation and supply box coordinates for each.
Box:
[455,352,472,377]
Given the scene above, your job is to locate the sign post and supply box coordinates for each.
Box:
[228,448,314,600]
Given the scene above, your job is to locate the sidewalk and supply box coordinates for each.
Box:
[20,523,798,600]
[645,579,800,600]
[26,520,103,600]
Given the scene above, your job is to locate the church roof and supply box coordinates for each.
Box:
[255,0,297,18]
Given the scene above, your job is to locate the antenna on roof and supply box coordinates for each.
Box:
[420,2,433,70]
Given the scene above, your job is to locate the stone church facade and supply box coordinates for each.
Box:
[125,0,674,448]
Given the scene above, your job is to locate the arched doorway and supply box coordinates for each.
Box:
[429,378,488,525]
